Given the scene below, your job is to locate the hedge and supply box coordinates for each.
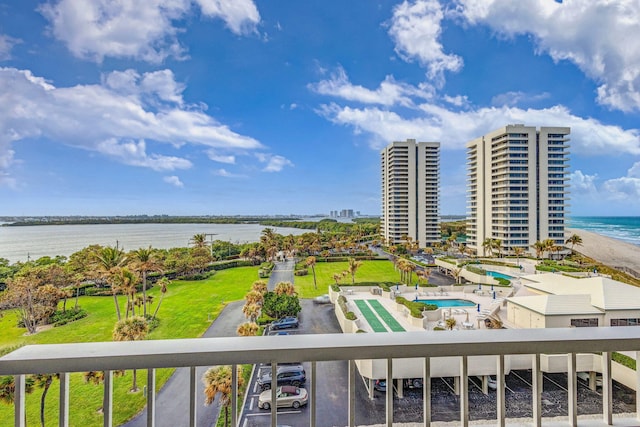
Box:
[395,296,437,317]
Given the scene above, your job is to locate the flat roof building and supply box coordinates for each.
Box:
[381,139,440,247]
[466,124,570,256]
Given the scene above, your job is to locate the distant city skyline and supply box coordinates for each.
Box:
[1,1,640,216]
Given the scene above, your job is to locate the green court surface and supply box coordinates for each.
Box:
[368,299,406,332]
[354,300,388,332]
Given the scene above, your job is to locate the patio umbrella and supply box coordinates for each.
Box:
[478,283,482,290]
[493,291,496,299]
[477,304,480,312]
[491,284,494,291]
[466,311,470,322]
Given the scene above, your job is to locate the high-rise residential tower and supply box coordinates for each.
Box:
[466,124,570,256]
[381,139,440,247]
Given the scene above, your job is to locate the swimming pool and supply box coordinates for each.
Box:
[486,271,514,280]
[415,299,476,308]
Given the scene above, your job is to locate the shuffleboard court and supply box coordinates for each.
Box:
[368,299,406,332]
[354,300,388,332]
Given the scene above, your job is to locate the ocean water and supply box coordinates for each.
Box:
[0,223,307,263]
[569,216,640,246]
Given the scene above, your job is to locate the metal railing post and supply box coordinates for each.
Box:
[231,364,237,427]
[386,358,393,427]
[15,374,25,427]
[532,354,541,427]
[460,356,468,427]
[497,355,505,427]
[147,368,156,427]
[423,357,430,427]
[103,370,113,427]
[189,367,197,427]
[310,361,317,427]
[603,351,612,425]
[348,359,356,427]
[568,353,577,426]
[59,372,69,427]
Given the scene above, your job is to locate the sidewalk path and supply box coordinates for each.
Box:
[266,258,295,290]
[120,300,246,427]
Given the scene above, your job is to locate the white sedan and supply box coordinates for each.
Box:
[258,385,308,410]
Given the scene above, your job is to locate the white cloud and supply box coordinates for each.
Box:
[491,91,551,107]
[213,168,246,178]
[602,162,640,200]
[163,175,184,187]
[442,94,469,107]
[39,0,260,63]
[0,67,263,185]
[97,138,192,171]
[456,0,640,112]
[388,0,463,84]
[0,35,20,61]
[206,150,236,164]
[309,66,434,107]
[318,102,640,154]
[194,0,260,35]
[255,153,293,172]
[570,170,598,195]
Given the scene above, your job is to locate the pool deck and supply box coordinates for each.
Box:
[342,284,516,333]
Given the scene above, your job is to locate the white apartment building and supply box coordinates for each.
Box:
[381,139,440,246]
[466,124,570,256]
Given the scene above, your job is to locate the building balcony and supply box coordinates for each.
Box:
[2,328,640,427]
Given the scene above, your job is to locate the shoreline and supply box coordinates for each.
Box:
[566,228,640,273]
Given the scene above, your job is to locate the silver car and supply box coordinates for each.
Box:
[258,385,308,410]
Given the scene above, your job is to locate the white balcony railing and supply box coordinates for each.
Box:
[2,327,640,427]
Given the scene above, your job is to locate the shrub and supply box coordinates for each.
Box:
[181,270,216,281]
[330,284,340,292]
[337,295,357,321]
[257,312,275,326]
[49,308,88,327]
[395,296,436,317]
[613,352,636,370]
[495,277,511,286]
[294,269,308,276]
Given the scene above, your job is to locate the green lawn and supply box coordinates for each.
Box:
[293,260,399,297]
[0,266,258,426]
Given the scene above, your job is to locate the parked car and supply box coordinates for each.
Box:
[405,378,423,388]
[270,316,299,330]
[373,379,386,392]
[257,364,306,390]
[313,294,331,304]
[258,385,308,410]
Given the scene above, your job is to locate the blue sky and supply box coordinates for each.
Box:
[1,0,639,217]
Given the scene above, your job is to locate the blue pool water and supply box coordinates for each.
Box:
[486,271,513,280]
[415,299,476,308]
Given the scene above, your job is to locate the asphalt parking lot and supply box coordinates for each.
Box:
[239,300,636,427]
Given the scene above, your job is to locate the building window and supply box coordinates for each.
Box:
[611,318,640,326]
[571,318,598,327]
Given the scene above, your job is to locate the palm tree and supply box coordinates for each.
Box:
[531,241,545,259]
[83,371,125,414]
[113,267,139,318]
[445,317,457,330]
[565,234,583,252]
[202,366,244,427]
[305,256,318,290]
[242,303,261,322]
[481,238,494,257]
[131,246,162,317]
[245,290,265,306]
[0,375,34,405]
[237,322,259,337]
[274,281,296,296]
[491,239,503,258]
[93,246,128,320]
[251,280,267,295]
[33,374,59,427]
[513,247,525,267]
[347,257,362,285]
[332,273,342,286]
[152,277,170,320]
[543,239,555,256]
[190,233,208,249]
[112,316,149,392]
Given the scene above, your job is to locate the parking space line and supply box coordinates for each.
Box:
[242,419,247,427]
[246,410,302,417]
[252,381,258,393]
[249,397,254,410]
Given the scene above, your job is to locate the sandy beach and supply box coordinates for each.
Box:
[566,228,640,273]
